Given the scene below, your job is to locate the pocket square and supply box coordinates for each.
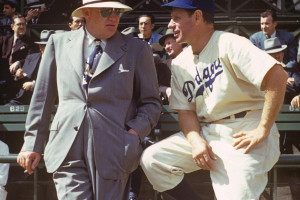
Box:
[20,46,25,50]
[118,64,130,73]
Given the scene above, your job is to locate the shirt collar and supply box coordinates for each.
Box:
[266,30,276,39]
[85,26,107,50]
[13,34,20,43]
[271,30,276,38]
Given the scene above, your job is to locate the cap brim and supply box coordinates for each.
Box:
[72,2,132,17]
[265,45,287,54]
[161,1,198,9]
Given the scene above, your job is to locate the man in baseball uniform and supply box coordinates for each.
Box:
[140,0,288,199]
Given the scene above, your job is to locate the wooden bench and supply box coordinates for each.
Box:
[155,104,300,200]
[0,104,299,199]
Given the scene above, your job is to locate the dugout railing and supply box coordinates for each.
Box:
[0,104,299,199]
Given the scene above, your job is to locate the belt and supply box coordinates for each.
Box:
[223,111,247,120]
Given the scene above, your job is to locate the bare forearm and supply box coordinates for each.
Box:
[178,110,202,144]
[260,64,288,133]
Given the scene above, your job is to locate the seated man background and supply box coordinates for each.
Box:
[68,15,85,31]
[137,14,162,53]
[0,0,18,36]
[250,9,297,69]
[6,30,57,105]
[157,28,187,103]
[0,15,35,104]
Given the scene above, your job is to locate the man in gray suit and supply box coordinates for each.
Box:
[17,0,161,199]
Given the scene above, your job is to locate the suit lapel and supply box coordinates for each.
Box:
[13,39,27,54]
[4,35,14,57]
[66,28,85,78]
[93,31,126,78]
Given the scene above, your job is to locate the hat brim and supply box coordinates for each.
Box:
[265,45,287,54]
[25,3,45,8]
[159,33,174,46]
[34,41,48,44]
[72,2,132,17]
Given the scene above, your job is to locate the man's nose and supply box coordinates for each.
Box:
[168,20,174,29]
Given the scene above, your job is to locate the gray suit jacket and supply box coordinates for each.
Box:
[21,28,161,180]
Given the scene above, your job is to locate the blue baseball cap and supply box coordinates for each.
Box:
[162,0,215,16]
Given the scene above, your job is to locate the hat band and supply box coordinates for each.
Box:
[83,0,120,6]
[39,38,49,42]
[265,44,282,51]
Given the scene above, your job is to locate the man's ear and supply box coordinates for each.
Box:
[81,8,89,18]
[10,23,14,30]
[194,10,202,24]
[68,22,72,28]
[151,23,155,30]
[274,21,278,28]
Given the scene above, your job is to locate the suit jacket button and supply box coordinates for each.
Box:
[74,126,79,131]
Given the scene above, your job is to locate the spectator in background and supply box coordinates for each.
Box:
[24,0,51,42]
[157,28,186,102]
[0,15,35,104]
[68,16,85,30]
[6,30,56,105]
[250,9,297,69]
[24,0,49,24]
[137,14,162,50]
[0,140,9,200]
[159,28,185,70]
[291,95,300,107]
[0,0,18,36]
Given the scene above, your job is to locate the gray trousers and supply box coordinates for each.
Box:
[52,114,130,200]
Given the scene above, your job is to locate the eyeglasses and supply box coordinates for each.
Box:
[14,23,26,27]
[139,22,151,26]
[99,8,122,18]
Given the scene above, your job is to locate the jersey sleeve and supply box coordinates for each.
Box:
[226,35,279,90]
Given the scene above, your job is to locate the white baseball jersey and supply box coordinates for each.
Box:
[170,31,279,122]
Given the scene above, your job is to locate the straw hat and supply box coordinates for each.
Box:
[72,0,132,17]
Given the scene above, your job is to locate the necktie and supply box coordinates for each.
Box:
[7,18,11,25]
[82,39,102,91]
[9,38,20,65]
